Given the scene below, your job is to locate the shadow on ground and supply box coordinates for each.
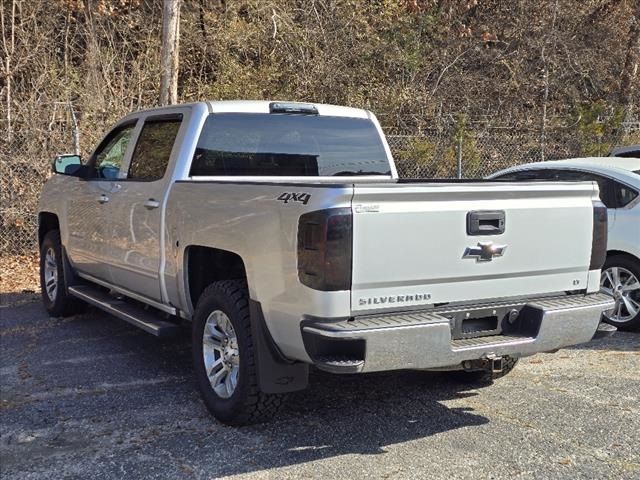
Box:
[567,327,640,352]
[1,299,491,478]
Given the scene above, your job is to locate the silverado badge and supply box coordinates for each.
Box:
[463,242,507,262]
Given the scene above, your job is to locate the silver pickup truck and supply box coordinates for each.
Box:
[38,101,615,425]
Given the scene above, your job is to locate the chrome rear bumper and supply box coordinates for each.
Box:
[302,293,615,373]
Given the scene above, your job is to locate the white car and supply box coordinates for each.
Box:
[490,157,640,330]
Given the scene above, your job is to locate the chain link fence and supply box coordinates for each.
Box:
[387,121,638,179]
[1,110,639,257]
[1,122,80,258]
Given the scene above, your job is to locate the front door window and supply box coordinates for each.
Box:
[91,124,136,179]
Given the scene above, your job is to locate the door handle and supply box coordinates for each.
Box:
[144,199,160,210]
[98,194,109,204]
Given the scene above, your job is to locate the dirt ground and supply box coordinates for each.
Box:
[0,255,40,296]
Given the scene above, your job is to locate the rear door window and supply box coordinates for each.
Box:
[494,169,557,181]
[612,181,638,208]
[564,171,614,208]
[548,170,615,207]
[128,116,182,181]
[494,168,616,207]
[190,113,390,177]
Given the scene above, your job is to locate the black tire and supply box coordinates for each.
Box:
[192,280,284,425]
[601,255,640,331]
[39,230,84,317]
[450,356,519,385]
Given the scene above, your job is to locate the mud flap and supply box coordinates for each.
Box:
[61,245,80,292]
[249,300,309,394]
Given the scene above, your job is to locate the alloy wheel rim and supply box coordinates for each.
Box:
[601,266,640,322]
[43,248,58,302]
[202,310,240,399]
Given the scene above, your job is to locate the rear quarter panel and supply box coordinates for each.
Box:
[165,181,353,361]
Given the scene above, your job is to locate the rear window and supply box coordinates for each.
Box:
[189,113,390,177]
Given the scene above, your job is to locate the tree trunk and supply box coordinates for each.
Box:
[159,0,181,106]
[620,7,640,114]
[1,0,16,141]
[539,0,558,163]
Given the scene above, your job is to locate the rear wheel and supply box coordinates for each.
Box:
[39,230,84,317]
[192,280,284,425]
[450,357,519,385]
[600,255,640,331]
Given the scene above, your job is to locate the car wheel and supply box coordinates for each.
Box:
[449,356,519,385]
[39,230,84,317]
[192,280,284,425]
[600,255,640,331]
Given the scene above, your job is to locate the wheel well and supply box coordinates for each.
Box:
[186,246,247,309]
[607,250,638,261]
[38,212,60,247]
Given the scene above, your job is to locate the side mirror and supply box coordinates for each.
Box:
[52,154,83,176]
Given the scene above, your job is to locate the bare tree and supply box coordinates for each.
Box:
[159,0,181,105]
[540,0,559,162]
[1,0,16,140]
[620,4,640,116]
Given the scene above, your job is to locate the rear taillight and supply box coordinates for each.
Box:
[297,208,352,291]
[589,200,607,270]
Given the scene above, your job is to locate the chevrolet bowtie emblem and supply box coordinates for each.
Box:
[463,242,507,262]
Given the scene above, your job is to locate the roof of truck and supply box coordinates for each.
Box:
[124,100,372,119]
[206,100,371,119]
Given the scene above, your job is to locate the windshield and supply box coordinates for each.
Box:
[190,113,391,177]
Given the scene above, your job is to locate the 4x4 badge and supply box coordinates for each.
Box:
[277,192,311,205]
[463,242,507,262]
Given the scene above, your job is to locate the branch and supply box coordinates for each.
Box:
[431,49,470,96]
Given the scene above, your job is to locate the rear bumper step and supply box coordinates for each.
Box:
[302,293,615,373]
[591,321,617,340]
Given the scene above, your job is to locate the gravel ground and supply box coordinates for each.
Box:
[1,297,639,480]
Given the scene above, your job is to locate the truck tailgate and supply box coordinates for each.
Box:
[351,182,597,313]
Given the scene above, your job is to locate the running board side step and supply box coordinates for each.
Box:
[68,285,180,337]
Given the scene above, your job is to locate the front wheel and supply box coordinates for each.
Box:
[600,255,640,331]
[39,230,84,317]
[192,280,284,425]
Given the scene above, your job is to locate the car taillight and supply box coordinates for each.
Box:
[297,208,352,291]
[589,200,607,270]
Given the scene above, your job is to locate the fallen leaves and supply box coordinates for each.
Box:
[0,255,40,295]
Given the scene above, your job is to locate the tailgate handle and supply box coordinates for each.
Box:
[467,211,505,236]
